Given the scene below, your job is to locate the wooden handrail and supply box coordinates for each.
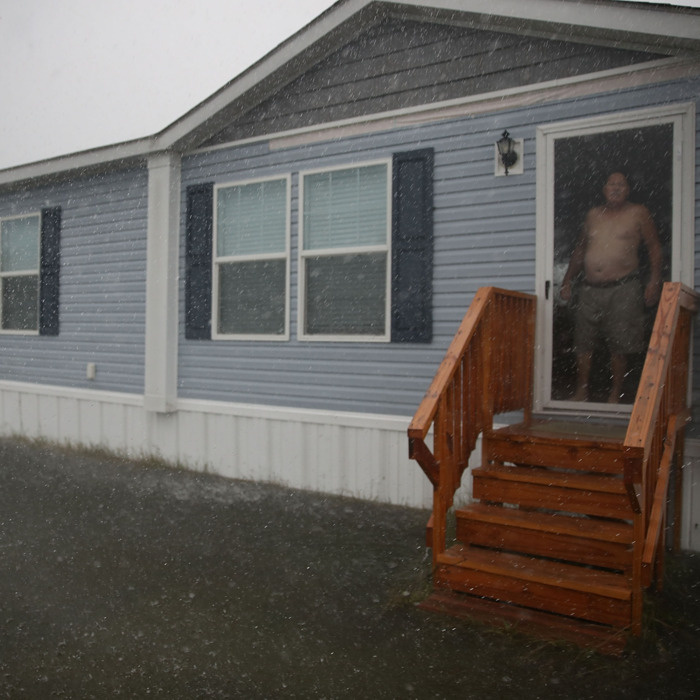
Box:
[625,283,698,455]
[408,287,536,561]
[408,287,493,442]
[408,287,536,441]
[624,282,699,588]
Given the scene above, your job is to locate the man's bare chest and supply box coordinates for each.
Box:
[587,215,640,251]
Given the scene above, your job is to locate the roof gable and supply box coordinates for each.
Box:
[198,15,663,148]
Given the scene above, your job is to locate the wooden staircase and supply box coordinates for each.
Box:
[432,421,636,652]
[408,285,698,653]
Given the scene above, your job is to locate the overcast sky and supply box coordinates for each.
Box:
[0,0,698,171]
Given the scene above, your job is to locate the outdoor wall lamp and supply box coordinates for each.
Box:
[496,130,518,175]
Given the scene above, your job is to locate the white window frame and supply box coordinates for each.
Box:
[212,174,291,341]
[298,159,392,343]
[0,212,41,335]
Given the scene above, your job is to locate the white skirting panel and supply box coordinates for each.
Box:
[681,439,700,552]
[5,379,696,547]
[0,381,433,509]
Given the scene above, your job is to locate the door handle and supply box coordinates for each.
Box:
[545,280,551,300]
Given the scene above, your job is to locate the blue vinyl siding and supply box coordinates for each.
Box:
[180,77,700,417]
[0,167,148,393]
[3,82,696,419]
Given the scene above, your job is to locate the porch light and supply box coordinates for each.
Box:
[496,130,518,175]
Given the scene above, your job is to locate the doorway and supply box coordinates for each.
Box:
[535,104,695,414]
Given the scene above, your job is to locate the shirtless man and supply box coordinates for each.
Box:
[560,172,662,403]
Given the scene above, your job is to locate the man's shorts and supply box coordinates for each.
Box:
[573,275,645,355]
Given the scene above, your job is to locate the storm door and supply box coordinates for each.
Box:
[534,104,695,414]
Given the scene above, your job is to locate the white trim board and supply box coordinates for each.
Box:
[145,153,181,413]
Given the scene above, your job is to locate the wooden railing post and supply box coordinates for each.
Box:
[480,301,494,435]
[672,426,686,552]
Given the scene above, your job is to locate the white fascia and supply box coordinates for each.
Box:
[388,0,700,46]
[0,137,154,188]
[144,152,181,413]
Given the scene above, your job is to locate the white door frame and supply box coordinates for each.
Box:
[534,102,696,415]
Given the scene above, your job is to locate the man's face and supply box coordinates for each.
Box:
[603,173,630,207]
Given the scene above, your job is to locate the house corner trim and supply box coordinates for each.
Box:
[145,152,181,413]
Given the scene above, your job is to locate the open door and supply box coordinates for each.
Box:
[535,104,695,414]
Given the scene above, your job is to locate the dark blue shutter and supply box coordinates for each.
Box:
[185,183,214,340]
[39,206,61,336]
[391,148,433,343]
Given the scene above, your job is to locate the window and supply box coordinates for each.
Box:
[184,148,433,344]
[213,176,290,339]
[0,213,41,332]
[0,208,61,336]
[300,161,390,340]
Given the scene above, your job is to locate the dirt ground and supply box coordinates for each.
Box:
[1,437,699,699]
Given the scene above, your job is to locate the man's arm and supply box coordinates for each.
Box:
[639,206,662,307]
[560,227,587,302]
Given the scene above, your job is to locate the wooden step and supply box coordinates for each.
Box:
[419,590,628,656]
[485,420,627,474]
[436,545,632,627]
[456,503,634,571]
[472,464,632,519]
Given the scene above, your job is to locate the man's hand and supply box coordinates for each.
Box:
[644,279,661,307]
[560,280,572,302]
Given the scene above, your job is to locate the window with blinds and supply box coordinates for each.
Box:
[0,213,41,332]
[300,161,390,340]
[213,176,290,338]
